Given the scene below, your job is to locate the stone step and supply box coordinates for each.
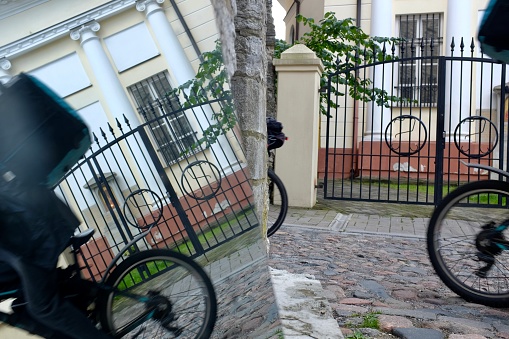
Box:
[270,267,344,338]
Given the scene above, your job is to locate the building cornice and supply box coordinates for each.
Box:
[0,0,49,21]
[0,0,137,59]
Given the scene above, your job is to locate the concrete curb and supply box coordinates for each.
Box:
[270,268,344,338]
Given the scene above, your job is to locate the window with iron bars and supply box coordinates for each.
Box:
[128,71,199,166]
[397,13,443,106]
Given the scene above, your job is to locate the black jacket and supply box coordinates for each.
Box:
[0,176,78,270]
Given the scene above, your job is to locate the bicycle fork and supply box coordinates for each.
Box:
[475,221,509,277]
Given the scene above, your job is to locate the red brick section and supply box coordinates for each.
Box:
[78,168,254,280]
[318,141,493,181]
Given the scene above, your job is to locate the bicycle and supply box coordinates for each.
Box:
[0,188,217,338]
[266,117,289,237]
[427,161,509,308]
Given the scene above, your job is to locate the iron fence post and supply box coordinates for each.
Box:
[434,57,446,206]
[137,127,205,255]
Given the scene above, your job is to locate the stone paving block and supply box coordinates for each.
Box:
[373,307,438,320]
[437,315,492,330]
[392,328,444,339]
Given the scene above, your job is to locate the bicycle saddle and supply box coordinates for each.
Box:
[68,229,95,250]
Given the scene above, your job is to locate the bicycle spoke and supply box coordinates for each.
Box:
[99,250,216,338]
[427,181,509,307]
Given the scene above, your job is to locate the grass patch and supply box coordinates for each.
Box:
[376,180,458,197]
[117,259,173,290]
[169,208,257,256]
[343,311,381,334]
[359,312,380,329]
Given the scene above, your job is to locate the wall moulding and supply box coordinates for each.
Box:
[0,0,137,59]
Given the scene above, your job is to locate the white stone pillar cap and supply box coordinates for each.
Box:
[273,44,324,72]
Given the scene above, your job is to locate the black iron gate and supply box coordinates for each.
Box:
[323,40,509,205]
[56,98,258,280]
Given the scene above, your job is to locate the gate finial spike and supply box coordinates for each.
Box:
[123,114,131,129]
[100,127,107,142]
[460,37,465,54]
[92,132,99,145]
[450,37,455,54]
[108,122,115,137]
[391,42,396,57]
[116,118,123,133]
[470,38,475,54]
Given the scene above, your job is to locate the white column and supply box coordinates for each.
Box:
[0,59,12,84]
[70,21,159,192]
[444,0,473,139]
[365,0,393,140]
[70,21,139,125]
[136,0,238,172]
[136,0,194,85]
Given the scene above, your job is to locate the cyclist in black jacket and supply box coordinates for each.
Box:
[0,176,111,339]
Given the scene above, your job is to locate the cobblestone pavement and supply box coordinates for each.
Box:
[196,228,283,339]
[268,206,509,339]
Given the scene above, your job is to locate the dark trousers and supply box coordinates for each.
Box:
[0,248,111,339]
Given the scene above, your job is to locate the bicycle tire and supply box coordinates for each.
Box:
[267,168,288,237]
[98,249,217,338]
[427,180,509,307]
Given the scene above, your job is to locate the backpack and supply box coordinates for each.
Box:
[0,73,91,187]
[267,117,286,150]
[478,0,509,62]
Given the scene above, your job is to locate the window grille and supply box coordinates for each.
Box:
[128,71,199,165]
[397,13,443,106]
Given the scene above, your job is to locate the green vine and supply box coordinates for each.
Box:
[276,12,410,116]
[170,41,236,153]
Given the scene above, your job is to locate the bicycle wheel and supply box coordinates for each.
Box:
[267,168,288,237]
[98,249,217,338]
[427,180,509,307]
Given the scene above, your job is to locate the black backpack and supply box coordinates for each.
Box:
[267,117,286,150]
[478,0,509,62]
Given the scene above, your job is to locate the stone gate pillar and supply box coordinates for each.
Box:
[273,44,323,208]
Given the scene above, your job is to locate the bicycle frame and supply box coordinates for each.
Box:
[0,188,216,338]
[99,226,153,284]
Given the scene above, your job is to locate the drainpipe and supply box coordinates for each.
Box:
[350,0,362,178]
[292,0,301,40]
[168,0,203,62]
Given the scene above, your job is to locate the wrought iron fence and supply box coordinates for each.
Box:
[323,37,509,205]
[56,96,258,281]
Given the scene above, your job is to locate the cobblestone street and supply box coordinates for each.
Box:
[267,208,509,339]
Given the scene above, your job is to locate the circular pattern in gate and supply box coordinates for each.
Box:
[181,160,222,200]
[123,188,164,229]
[453,116,498,158]
[384,115,428,156]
